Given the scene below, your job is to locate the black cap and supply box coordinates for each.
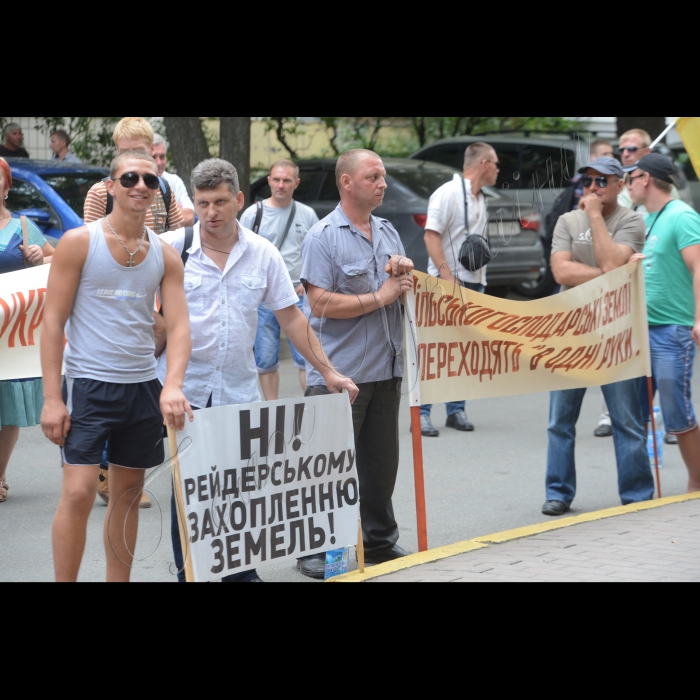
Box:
[624,154,676,184]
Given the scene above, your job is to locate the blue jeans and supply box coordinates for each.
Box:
[255,296,306,372]
[640,325,697,434]
[421,281,484,418]
[421,402,466,418]
[546,378,655,507]
[171,397,259,583]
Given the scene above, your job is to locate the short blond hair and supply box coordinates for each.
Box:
[270,159,300,178]
[112,117,154,149]
[620,129,651,148]
[336,149,382,188]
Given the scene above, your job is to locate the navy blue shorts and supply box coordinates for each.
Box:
[62,378,165,470]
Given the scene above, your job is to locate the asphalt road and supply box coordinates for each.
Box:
[1,352,694,583]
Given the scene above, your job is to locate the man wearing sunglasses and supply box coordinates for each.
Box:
[41,150,194,582]
[617,128,680,215]
[84,118,185,236]
[544,157,655,517]
[85,118,186,508]
[627,154,700,495]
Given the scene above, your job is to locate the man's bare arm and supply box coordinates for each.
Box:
[306,255,414,320]
[581,196,636,272]
[551,251,603,288]
[275,305,359,404]
[682,244,700,347]
[424,230,456,283]
[40,228,90,446]
[160,244,194,430]
[153,311,167,358]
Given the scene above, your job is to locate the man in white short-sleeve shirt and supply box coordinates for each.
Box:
[154,134,196,227]
[157,159,357,584]
[421,142,500,438]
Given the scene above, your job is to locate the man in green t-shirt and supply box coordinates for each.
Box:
[627,154,700,494]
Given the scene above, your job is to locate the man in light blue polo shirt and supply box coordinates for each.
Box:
[298,149,415,579]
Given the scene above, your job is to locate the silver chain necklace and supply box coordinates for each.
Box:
[106,217,147,267]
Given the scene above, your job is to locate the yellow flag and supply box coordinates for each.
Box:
[676,117,700,178]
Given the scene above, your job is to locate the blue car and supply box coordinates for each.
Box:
[5,158,108,244]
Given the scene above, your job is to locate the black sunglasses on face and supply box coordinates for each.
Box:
[618,146,640,155]
[486,160,501,168]
[582,176,615,189]
[113,172,160,190]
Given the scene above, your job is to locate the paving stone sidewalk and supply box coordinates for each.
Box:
[371,499,700,583]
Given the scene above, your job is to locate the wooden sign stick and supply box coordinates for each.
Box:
[168,427,195,583]
[357,519,365,574]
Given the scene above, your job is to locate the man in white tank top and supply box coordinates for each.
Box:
[41,151,194,583]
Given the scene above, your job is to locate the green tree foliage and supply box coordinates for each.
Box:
[261,117,578,158]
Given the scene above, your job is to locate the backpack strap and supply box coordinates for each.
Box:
[277,201,297,252]
[181,227,195,268]
[20,215,31,268]
[160,177,172,231]
[253,200,264,234]
[160,227,195,318]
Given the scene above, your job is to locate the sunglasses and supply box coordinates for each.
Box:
[113,172,160,190]
[627,173,646,186]
[486,160,501,168]
[582,176,616,189]
[618,146,640,155]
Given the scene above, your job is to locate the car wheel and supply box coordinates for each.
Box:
[515,243,557,299]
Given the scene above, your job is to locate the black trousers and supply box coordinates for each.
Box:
[306,378,402,556]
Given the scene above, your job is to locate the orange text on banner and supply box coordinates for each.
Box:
[413,262,651,404]
[0,265,51,381]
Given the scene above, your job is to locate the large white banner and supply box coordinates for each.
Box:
[0,265,50,381]
[175,394,359,583]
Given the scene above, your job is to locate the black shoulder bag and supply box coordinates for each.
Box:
[458,179,494,273]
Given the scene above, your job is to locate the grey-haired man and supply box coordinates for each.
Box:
[158,159,358,583]
[544,157,655,517]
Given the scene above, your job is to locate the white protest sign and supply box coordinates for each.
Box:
[0,264,50,381]
[175,393,359,583]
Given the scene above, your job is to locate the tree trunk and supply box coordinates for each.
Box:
[617,117,667,142]
[220,117,252,200]
[163,117,211,192]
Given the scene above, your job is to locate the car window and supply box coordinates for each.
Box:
[295,168,323,201]
[385,165,456,200]
[319,172,341,202]
[41,173,105,219]
[492,146,523,190]
[6,178,51,215]
[520,145,577,190]
[416,144,463,170]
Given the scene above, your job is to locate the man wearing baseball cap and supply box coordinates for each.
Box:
[627,154,700,494]
[543,157,655,517]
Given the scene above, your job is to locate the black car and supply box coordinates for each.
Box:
[250,158,544,291]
